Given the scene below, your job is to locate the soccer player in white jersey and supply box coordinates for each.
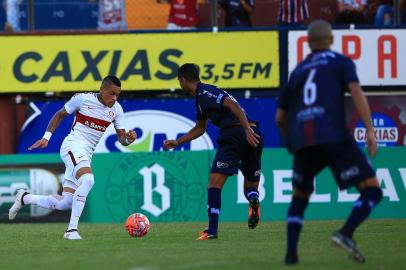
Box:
[8,75,136,240]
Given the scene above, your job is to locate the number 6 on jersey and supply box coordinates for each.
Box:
[303,69,317,106]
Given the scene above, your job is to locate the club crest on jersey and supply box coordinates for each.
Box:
[109,111,114,117]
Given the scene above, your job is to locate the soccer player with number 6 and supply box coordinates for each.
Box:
[8,75,136,240]
[276,20,383,264]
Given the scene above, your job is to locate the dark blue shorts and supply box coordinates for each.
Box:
[292,139,376,192]
[211,125,263,181]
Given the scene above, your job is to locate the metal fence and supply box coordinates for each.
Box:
[1,0,405,32]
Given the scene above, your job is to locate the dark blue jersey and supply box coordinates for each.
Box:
[196,82,250,128]
[278,50,359,153]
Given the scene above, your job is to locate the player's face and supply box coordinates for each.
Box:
[100,84,121,107]
[178,77,191,95]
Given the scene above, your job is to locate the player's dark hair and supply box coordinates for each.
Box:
[177,63,200,82]
[102,75,121,87]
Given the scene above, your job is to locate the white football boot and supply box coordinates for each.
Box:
[8,189,27,220]
[63,230,82,240]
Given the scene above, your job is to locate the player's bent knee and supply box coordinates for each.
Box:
[361,187,383,208]
[80,173,95,190]
[81,174,95,187]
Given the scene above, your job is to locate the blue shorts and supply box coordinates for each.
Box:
[211,125,263,181]
[292,139,376,192]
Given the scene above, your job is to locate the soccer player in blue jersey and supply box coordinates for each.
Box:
[276,20,383,264]
[163,63,263,240]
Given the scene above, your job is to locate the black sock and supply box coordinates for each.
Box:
[207,188,221,235]
[340,187,383,238]
[286,197,309,255]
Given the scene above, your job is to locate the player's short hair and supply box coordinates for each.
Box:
[177,63,200,82]
[102,75,121,87]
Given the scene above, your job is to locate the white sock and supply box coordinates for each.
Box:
[23,194,40,205]
[23,193,73,210]
[68,173,94,231]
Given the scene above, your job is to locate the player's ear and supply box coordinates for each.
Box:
[330,35,334,46]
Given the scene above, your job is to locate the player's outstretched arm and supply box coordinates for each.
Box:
[222,97,260,147]
[28,108,69,150]
[163,119,208,150]
[348,82,377,157]
[116,129,136,146]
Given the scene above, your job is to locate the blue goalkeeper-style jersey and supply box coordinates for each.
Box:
[278,49,359,153]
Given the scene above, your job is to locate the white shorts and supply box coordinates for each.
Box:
[60,139,92,189]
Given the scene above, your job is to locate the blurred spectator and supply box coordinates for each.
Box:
[335,0,367,25]
[219,0,254,28]
[278,0,309,26]
[158,0,198,30]
[4,0,22,32]
[90,0,127,31]
[374,0,404,26]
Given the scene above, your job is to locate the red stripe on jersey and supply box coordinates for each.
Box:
[75,111,111,132]
[303,120,314,146]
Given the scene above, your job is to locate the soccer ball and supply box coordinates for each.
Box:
[124,213,151,237]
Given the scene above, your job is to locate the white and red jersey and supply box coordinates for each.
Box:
[63,92,125,155]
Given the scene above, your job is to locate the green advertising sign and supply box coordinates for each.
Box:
[0,148,405,223]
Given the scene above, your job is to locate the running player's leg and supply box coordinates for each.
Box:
[67,163,94,233]
[326,140,382,263]
[8,143,78,220]
[197,173,228,240]
[285,146,326,265]
[240,126,263,229]
[197,131,241,240]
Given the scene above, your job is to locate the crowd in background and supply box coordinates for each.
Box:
[2,0,406,32]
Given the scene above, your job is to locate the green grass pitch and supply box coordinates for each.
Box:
[0,220,405,270]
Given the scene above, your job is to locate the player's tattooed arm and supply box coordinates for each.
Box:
[46,108,70,133]
[116,129,136,146]
[163,119,208,150]
[223,97,260,147]
[28,108,69,150]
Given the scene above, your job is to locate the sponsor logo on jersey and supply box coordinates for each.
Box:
[75,112,111,132]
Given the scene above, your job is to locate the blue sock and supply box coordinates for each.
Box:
[207,188,221,235]
[286,197,309,254]
[340,187,383,238]
[244,187,259,201]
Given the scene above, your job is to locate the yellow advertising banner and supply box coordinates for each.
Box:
[0,31,279,92]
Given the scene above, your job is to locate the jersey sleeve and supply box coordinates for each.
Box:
[342,58,359,84]
[113,104,126,130]
[64,93,84,114]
